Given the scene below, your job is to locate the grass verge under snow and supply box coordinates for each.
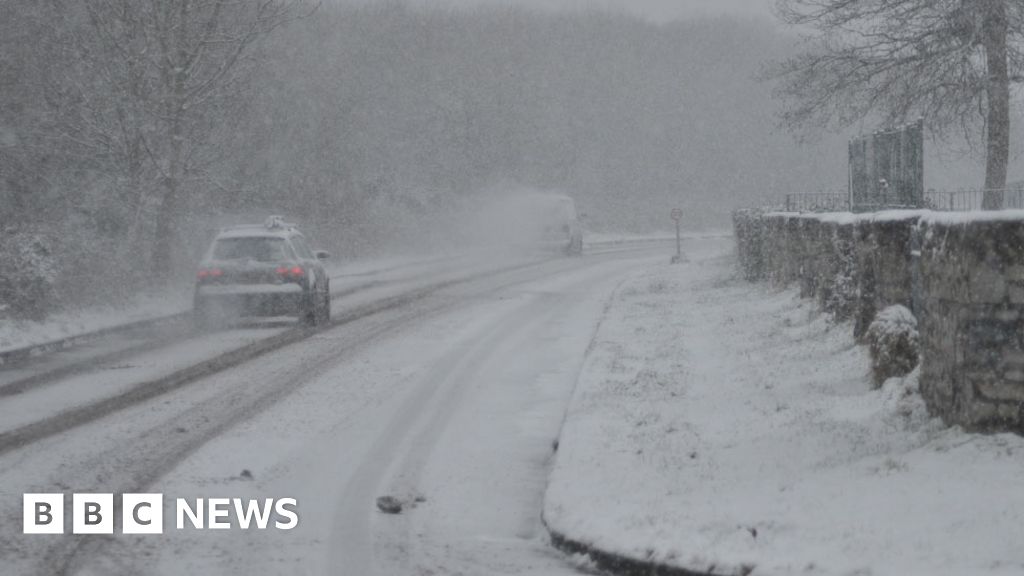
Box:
[544,244,1024,576]
[0,290,191,355]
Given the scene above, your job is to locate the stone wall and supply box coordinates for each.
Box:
[733,209,1024,434]
[732,209,765,282]
[733,211,920,331]
[852,212,925,340]
[918,214,1024,432]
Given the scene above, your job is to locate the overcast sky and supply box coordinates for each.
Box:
[407,0,777,23]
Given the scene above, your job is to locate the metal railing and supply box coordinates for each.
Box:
[924,186,1024,211]
[761,185,1024,214]
[782,193,851,213]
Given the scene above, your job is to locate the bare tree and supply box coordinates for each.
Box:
[75,0,309,277]
[769,0,1024,208]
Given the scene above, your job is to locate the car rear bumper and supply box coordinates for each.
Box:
[195,284,306,317]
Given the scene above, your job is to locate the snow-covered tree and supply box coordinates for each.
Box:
[769,0,1024,208]
[81,0,308,276]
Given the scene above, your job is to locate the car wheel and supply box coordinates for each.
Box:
[302,292,318,326]
[193,297,209,331]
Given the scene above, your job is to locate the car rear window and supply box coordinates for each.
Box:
[211,237,290,262]
[290,236,314,259]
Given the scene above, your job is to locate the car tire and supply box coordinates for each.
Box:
[321,290,331,324]
[304,286,330,327]
[301,291,318,327]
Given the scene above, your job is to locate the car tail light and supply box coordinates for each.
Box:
[276,266,305,281]
[197,268,223,281]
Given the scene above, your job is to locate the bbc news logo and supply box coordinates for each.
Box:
[23,494,298,534]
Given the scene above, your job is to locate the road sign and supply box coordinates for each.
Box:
[670,208,683,263]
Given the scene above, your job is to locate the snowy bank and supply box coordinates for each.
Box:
[0,290,191,357]
[544,250,1024,576]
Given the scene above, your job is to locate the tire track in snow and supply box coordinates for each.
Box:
[0,244,669,576]
[327,258,651,576]
[1,255,606,576]
[0,259,546,457]
[328,296,558,575]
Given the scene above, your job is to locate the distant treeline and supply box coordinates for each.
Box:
[0,1,843,317]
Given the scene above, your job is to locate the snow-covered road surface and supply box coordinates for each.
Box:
[0,242,675,575]
[0,250,549,451]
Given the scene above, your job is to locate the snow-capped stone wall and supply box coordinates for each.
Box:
[918,213,1024,432]
[733,210,918,329]
[732,209,765,281]
[851,212,924,340]
[733,209,1024,434]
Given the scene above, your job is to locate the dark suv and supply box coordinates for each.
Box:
[193,216,331,328]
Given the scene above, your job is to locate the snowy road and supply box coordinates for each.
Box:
[0,241,677,575]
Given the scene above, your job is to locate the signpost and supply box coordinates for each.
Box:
[670,208,683,264]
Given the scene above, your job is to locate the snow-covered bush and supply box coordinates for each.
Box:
[826,267,857,319]
[866,305,919,388]
[0,231,59,321]
[823,228,857,320]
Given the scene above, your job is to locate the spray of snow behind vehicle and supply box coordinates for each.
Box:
[463,188,583,256]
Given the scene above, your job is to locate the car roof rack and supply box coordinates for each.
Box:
[219,215,298,234]
[262,215,296,230]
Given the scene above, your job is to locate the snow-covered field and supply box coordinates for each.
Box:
[544,239,1024,576]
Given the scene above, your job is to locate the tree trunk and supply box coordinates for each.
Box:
[151,101,186,279]
[152,172,179,278]
[153,108,183,278]
[981,0,1010,209]
[151,0,189,280]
